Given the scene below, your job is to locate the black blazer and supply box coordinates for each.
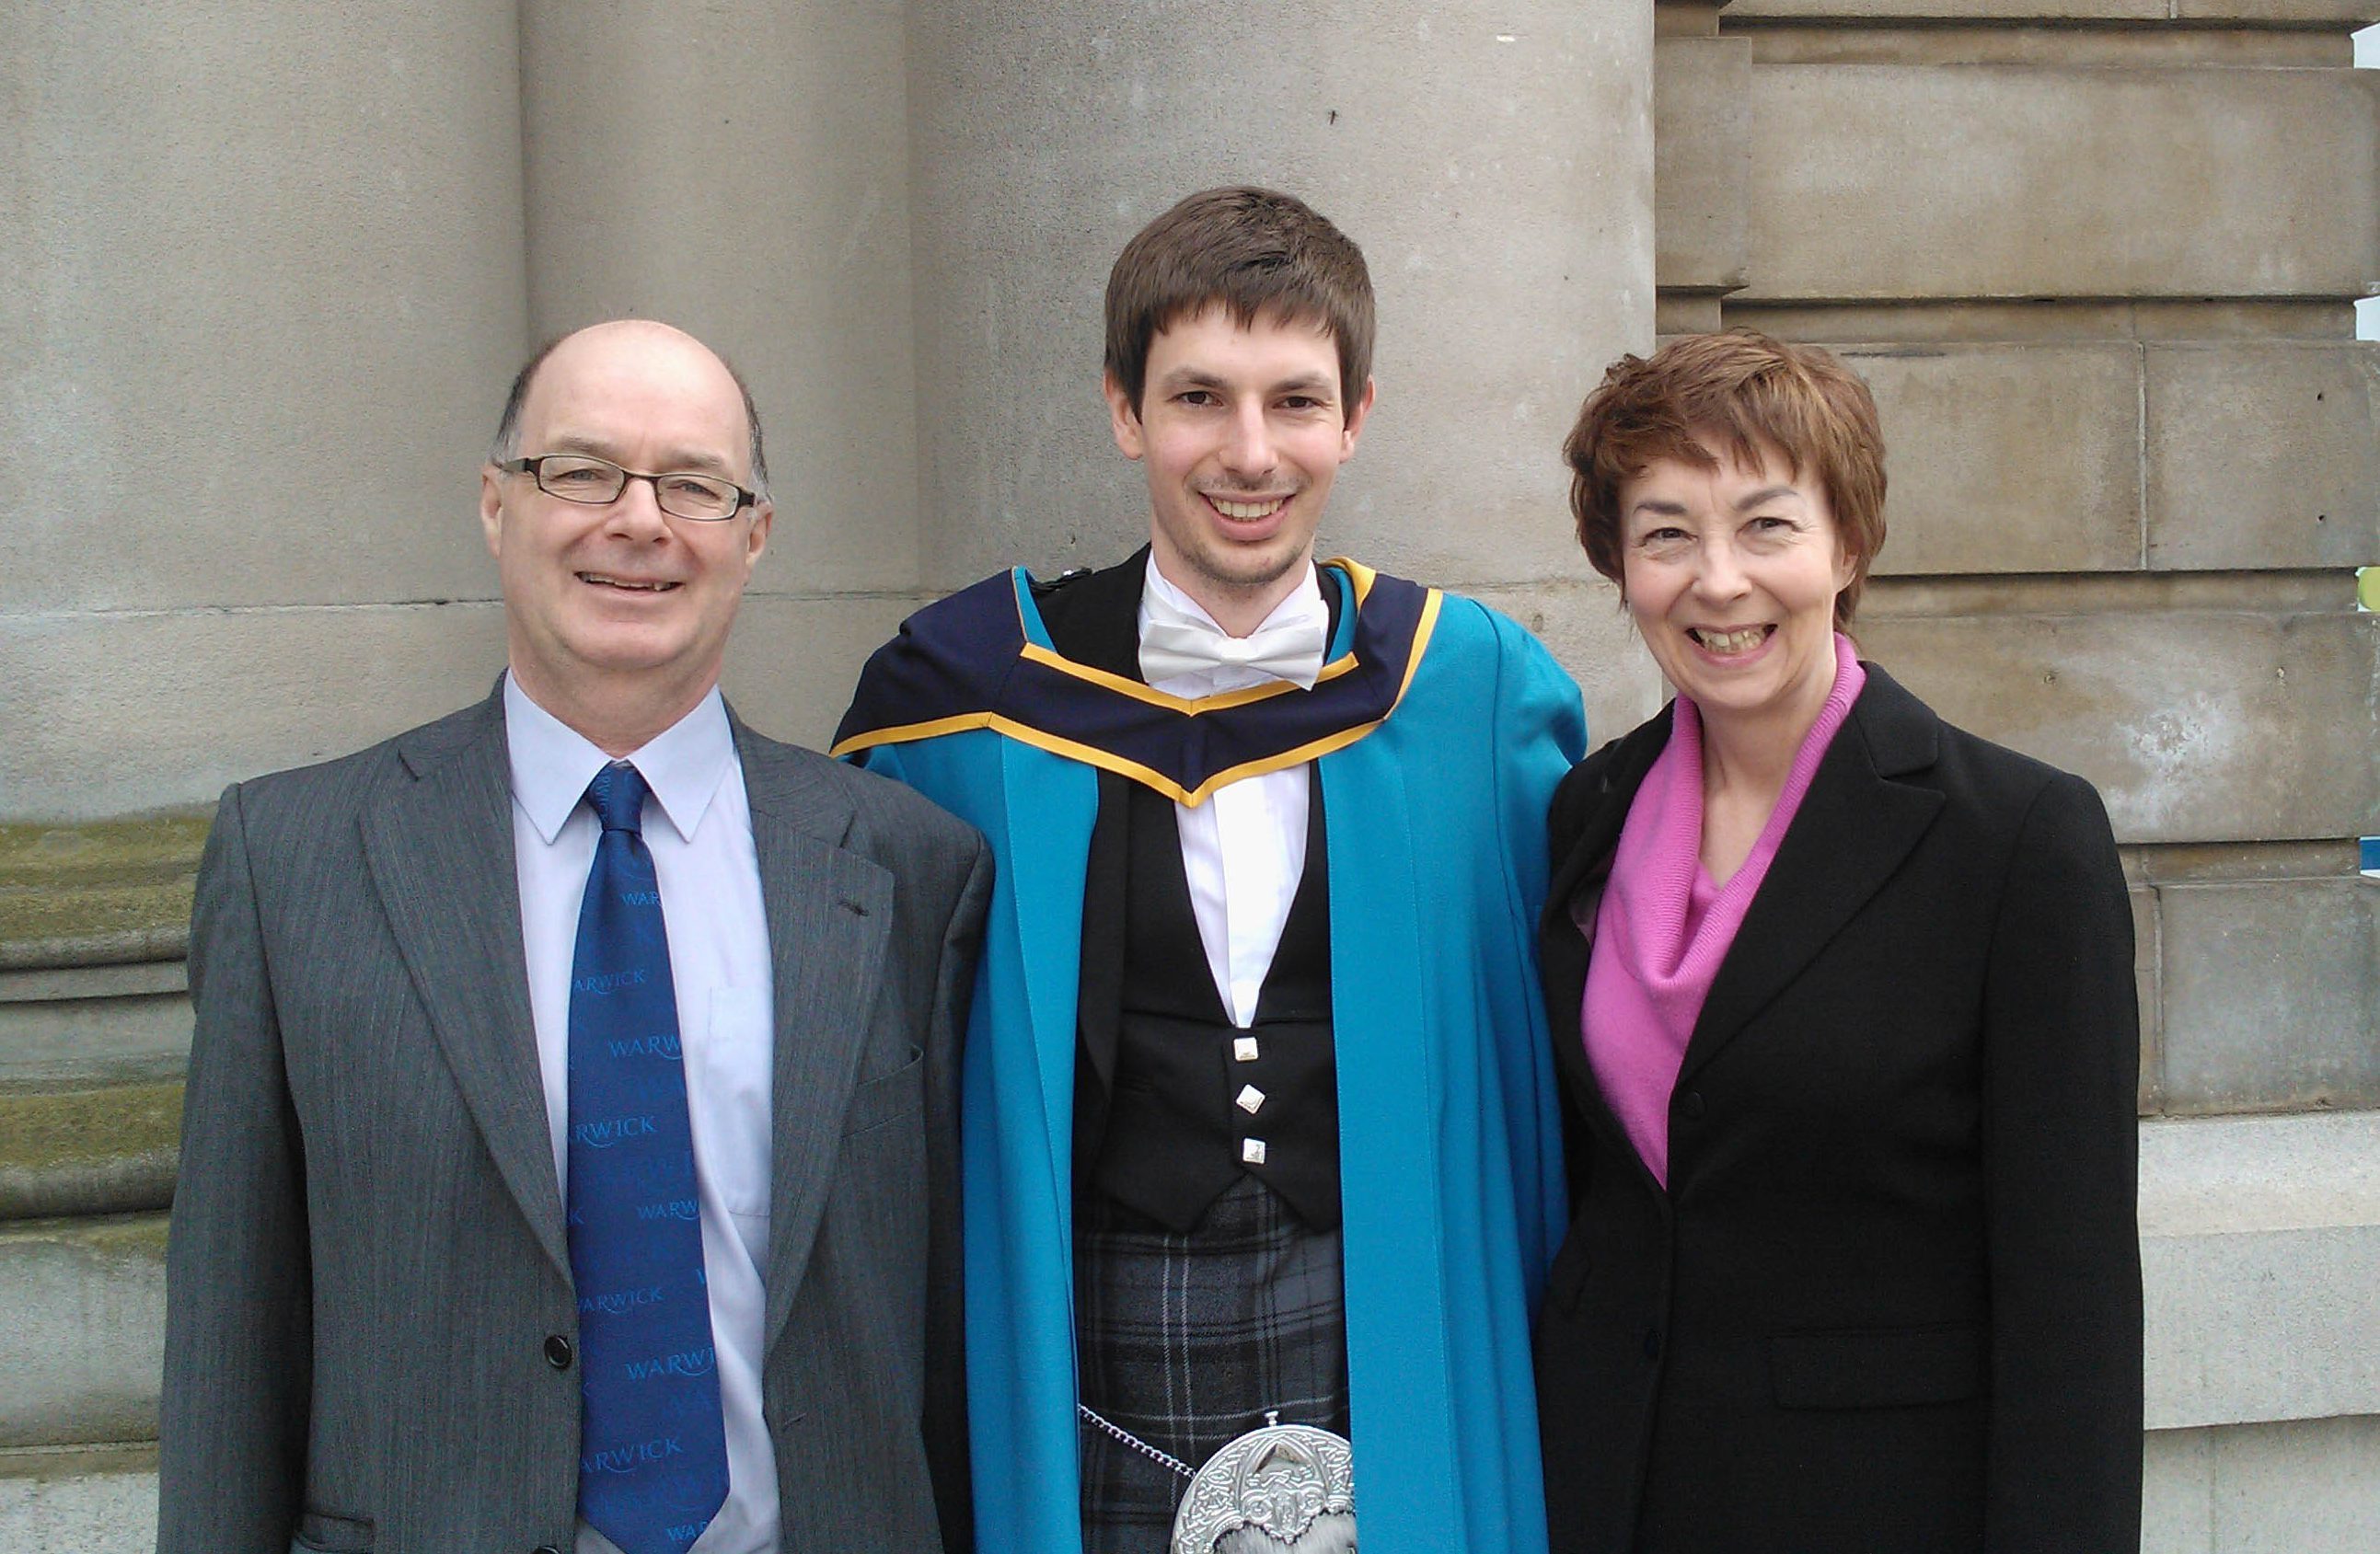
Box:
[1533,665,2142,1554]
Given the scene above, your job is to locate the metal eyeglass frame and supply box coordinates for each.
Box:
[496,454,757,522]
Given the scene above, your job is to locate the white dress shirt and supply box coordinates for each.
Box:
[503,676,780,1554]
[1137,558,1324,1027]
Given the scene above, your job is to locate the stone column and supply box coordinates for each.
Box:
[0,0,525,1528]
[517,0,925,746]
[906,0,1661,735]
[0,0,526,820]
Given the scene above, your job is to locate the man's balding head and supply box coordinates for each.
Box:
[479,319,774,755]
[492,319,769,501]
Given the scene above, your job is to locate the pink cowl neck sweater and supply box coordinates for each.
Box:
[1581,635,1866,1186]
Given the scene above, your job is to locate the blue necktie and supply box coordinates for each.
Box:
[567,763,728,1554]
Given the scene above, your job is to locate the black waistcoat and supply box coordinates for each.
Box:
[1034,549,1346,1235]
[1085,772,1339,1232]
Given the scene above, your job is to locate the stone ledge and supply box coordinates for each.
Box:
[0,1083,180,1223]
[1727,0,2377,20]
[0,815,207,973]
[0,1444,156,1554]
[0,1215,167,1451]
[2143,1416,2380,1554]
[2142,1111,2380,1430]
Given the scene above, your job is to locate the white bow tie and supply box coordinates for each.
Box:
[1138,589,1328,690]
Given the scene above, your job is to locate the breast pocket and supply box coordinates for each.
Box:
[842,1044,925,1138]
[693,984,773,1219]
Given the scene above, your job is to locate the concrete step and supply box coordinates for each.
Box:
[0,966,188,1225]
[0,1445,156,1554]
[0,814,201,1228]
[0,814,206,975]
[0,1214,168,1453]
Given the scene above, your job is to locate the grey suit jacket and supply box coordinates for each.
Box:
[156,689,989,1554]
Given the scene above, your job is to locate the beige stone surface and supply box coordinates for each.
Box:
[2146,342,2380,571]
[2145,1227,2380,1429]
[717,591,926,754]
[518,0,925,593]
[1655,0,1723,38]
[2140,1112,2380,1431]
[1735,299,2357,346]
[0,604,510,822]
[0,1,526,613]
[0,813,206,971]
[1466,576,1670,750]
[1654,36,1752,293]
[1739,64,2380,303]
[904,0,1655,593]
[1739,25,2350,69]
[1857,610,2380,845]
[2144,1418,2380,1554]
[0,1080,179,1221]
[2155,878,2380,1113]
[0,993,190,1091]
[1841,343,2143,575]
[1730,0,2378,17]
[2172,0,2380,18]
[2132,884,2163,1114]
[2138,1111,2380,1239]
[0,1214,165,1448]
[0,1448,156,1554]
[1728,0,2166,15]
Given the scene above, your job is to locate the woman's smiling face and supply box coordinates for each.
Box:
[1618,439,1855,740]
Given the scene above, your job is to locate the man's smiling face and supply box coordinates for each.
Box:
[479,321,771,723]
[1106,305,1374,635]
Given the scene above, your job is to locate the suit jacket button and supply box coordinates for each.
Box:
[1679,1091,1706,1121]
[544,1334,573,1370]
[1643,1326,1663,1361]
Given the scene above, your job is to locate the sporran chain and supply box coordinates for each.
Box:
[1078,1401,1196,1480]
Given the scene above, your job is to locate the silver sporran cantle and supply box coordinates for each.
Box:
[1170,1413,1356,1554]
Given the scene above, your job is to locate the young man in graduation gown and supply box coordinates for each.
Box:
[834,187,1586,1554]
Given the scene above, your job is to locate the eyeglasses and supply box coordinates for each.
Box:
[498,455,757,522]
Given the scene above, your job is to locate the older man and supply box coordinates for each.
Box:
[158,320,987,1554]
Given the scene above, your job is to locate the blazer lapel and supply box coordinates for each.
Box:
[737,725,895,1356]
[1681,668,1945,1086]
[362,694,569,1277]
[1539,709,1673,1191]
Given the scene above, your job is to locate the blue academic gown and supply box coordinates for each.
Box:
[835,558,1586,1554]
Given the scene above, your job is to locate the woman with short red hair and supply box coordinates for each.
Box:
[1534,330,2142,1553]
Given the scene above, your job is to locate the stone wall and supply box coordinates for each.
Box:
[0,0,2373,1548]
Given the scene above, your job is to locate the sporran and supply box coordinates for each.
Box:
[1171,1413,1355,1554]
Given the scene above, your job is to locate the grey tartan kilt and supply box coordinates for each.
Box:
[1075,1174,1350,1554]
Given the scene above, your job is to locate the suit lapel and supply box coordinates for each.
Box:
[1681,669,1945,1086]
[362,694,570,1276]
[736,724,895,1355]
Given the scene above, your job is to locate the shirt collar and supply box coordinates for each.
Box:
[1136,554,1327,644]
[503,673,737,846]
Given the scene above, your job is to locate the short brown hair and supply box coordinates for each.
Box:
[1103,187,1375,417]
[1563,330,1886,629]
